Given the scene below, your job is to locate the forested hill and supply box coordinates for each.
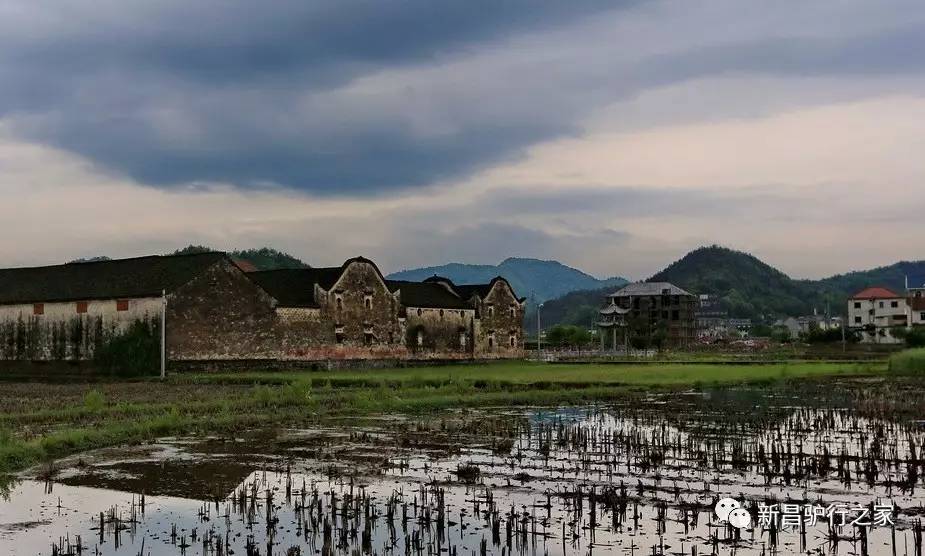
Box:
[387,257,627,304]
[538,246,925,327]
[170,245,309,270]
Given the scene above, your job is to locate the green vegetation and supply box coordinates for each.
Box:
[891,327,925,348]
[889,348,925,374]
[540,245,925,326]
[544,325,593,348]
[0,360,886,474]
[172,245,309,270]
[94,319,160,377]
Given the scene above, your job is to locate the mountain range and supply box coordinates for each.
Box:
[386,257,627,304]
[536,246,925,329]
[73,244,923,327]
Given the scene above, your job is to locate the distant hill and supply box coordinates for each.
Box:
[538,245,925,328]
[387,257,627,304]
[171,245,309,270]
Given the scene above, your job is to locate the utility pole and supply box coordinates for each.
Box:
[160,289,167,380]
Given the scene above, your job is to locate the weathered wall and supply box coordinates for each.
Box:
[166,260,279,360]
[473,282,525,358]
[403,307,475,358]
[0,297,161,361]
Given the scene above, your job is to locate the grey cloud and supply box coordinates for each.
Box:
[1,1,924,195]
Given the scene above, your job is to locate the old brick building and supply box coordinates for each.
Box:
[250,258,526,360]
[0,252,525,367]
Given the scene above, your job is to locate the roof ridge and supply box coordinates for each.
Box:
[0,251,226,272]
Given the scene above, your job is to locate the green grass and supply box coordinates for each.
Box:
[0,360,886,474]
[889,348,925,374]
[175,360,883,388]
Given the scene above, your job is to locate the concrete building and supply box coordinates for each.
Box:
[0,253,525,368]
[597,282,697,349]
[848,286,907,344]
[907,275,925,328]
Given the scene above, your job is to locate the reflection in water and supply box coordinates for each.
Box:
[2,384,925,555]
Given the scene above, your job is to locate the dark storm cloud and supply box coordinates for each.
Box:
[1,1,923,194]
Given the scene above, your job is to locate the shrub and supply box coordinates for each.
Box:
[83,389,106,412]
[889,348,925,374]
[94,319,160,377]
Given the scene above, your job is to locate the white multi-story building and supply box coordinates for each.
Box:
[848,287,908,344]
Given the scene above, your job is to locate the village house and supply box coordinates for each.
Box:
[597,282,697,349]
[0,252,525,369]
[908,275,925,328]
[848,286,908,344]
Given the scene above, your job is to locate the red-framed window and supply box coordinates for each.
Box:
[76,301,88,314]
[116,299,129,311]
[33,303,44,316]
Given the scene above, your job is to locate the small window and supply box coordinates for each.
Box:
[417,308,423,317]
[364,332,374,346]
[854,302,861,309]
[33,303,44,316]
[854,316,862,324]
[487,306,494,318]
[116,299,129,311]
[509,307,516,318]
[76,301,88,314]
[336,296,343,310]
[417,330,424,347]
[459,332,467,349]
[335,333,345,344]
[891,301,899,308]
[879,301,884,308]
[364,295,372,310]
[488,334,494,349]
[509,335,516,347]
[671,310,680,321]
[921,312,925,321]
[439,309,444,318]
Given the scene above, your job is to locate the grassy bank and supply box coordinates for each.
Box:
[0,360,885,474]
[889,348,925,374]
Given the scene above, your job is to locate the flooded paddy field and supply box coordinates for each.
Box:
[2,376,925,555]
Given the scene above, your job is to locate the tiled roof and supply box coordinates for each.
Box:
[608,282,694,298]
[248,267,343,307]
[0,252,226,305]
[851,286,902,299]
[386,280,469,309]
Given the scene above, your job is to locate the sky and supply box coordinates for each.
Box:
[1,0,923,280]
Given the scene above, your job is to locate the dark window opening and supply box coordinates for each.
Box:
[33,303,44,316]
[854,302,861,309]
[335,332,345,344]
[509,335,516,347]
[76,301,88,314]
[336,297,343,310]
[891,301,899,308]
[364,333,375,346]
[365,297,372,309]
[671,310,680,321]
[116,299,129,312]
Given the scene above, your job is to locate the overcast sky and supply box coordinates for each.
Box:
[1,0,923,280]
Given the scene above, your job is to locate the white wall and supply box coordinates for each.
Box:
[847,296,907,344]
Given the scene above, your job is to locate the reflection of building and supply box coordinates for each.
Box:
[848,287,907,344]
[597,282,697,349]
